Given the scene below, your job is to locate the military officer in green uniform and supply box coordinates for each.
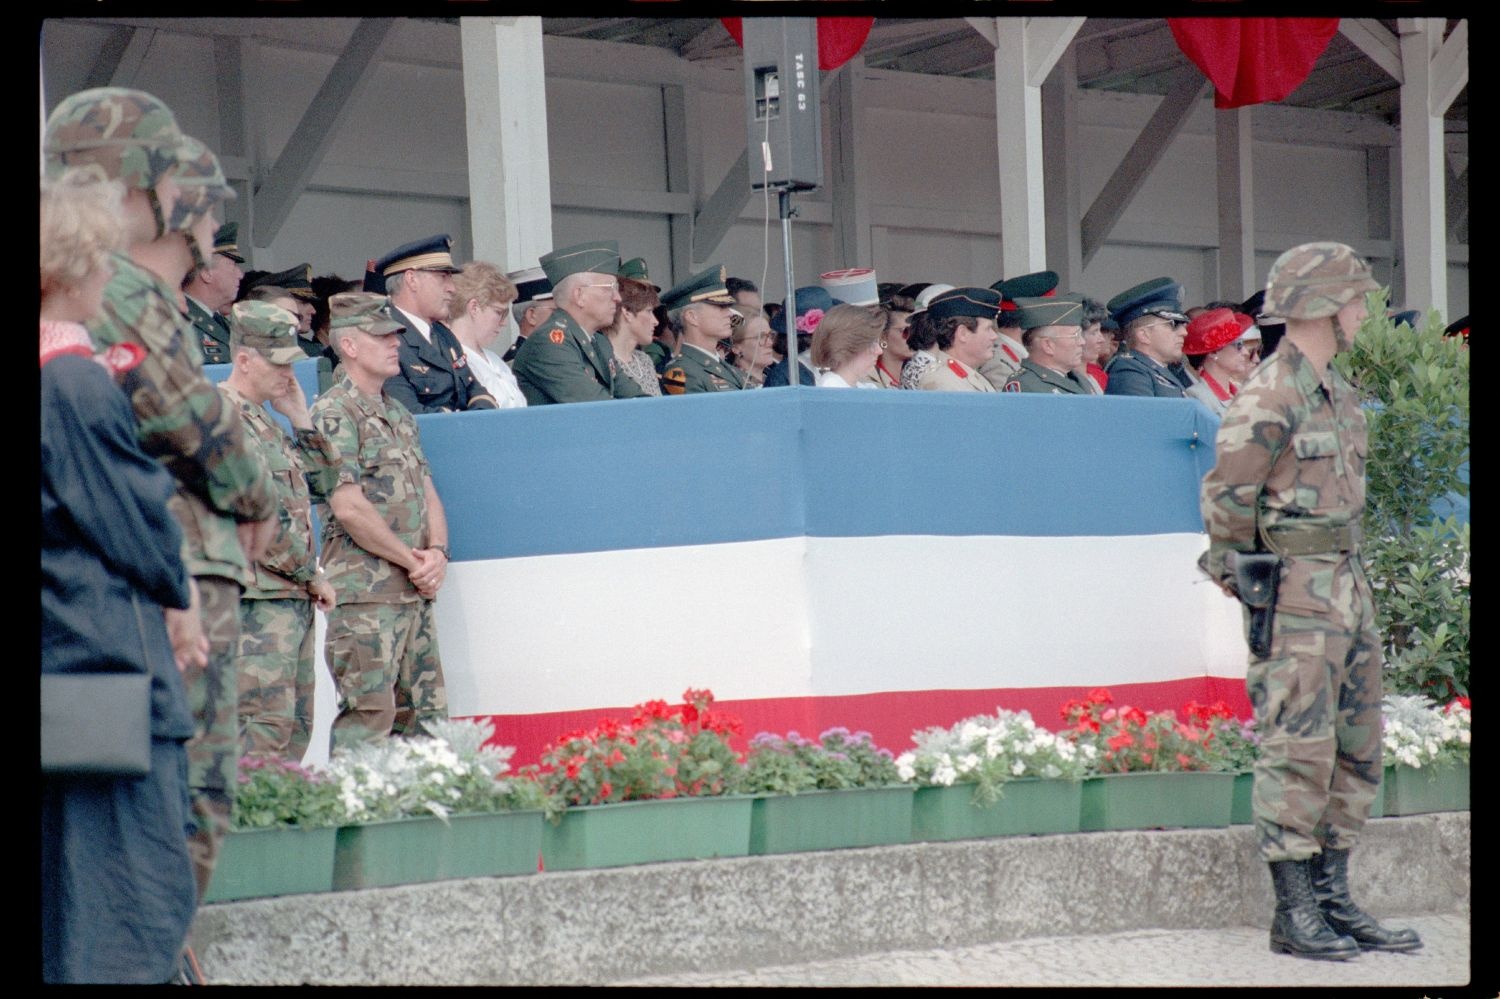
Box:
[660,266,746,394]
[181,222,244,365]
[217,302,340,763]
[49,90,279,901]
[1001,294,1096,395]
[312,292,452,749]
[1199,242,1421,960]
[511,240,647,404]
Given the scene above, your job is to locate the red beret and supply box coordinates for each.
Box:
[1183,307,1242,356]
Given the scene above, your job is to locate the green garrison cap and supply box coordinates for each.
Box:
[43,87,187,189]
[660,264,737,312]
[214,222,244,262]
[1012,293,1085,331]
[539,240,621,286]
[328,292,404,336]
[229,302,306,364]
[619,256,660,293]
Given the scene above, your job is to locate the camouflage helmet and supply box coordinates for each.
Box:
[43,87,187,190]
[1264,242,1380,321]
[165,135,235,232]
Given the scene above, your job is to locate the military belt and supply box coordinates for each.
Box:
[1262,523,1361,557]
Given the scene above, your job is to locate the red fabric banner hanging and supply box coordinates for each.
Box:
[723,17,876,72]
[1168,18,1340,110]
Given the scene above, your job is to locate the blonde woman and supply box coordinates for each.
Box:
[810,304,885,388]
[446,262,526,408]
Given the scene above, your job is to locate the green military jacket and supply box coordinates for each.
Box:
[511,309,645,405]
[185,295,232,366]
[310,373,432,604]
[87,252,275,584]
[219,382,340,599]
[1199,338,1369,589]
[1001,358,1094,395]
[662,343,746,394]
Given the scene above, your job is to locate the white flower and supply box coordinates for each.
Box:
[931,761,958,786]
[957,753,981,774]
[1010,760,1026,776]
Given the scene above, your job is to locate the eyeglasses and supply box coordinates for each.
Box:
[582,281,619,293]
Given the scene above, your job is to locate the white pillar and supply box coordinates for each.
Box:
[1215,106,1255,302]
[829,56,871,270]
[1397,18,1446,316]
[1041,47,1082,290]
[460,17,554,272]
[993,20,1046,278]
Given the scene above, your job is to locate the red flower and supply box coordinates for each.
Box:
[599,780,613,799]
[1123,706,1148,728]
[564,755,585,780]
[1107,732,1135,752]
[1446,696,1471,713]
[1088,688,1114,705]
[1177,753,1193,768]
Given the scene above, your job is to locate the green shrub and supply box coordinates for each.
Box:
[1335,298,1469,698]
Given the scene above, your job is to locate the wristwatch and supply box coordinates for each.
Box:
[431,544,451,560]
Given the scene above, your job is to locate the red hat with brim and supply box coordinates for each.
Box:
[1183,307,1242,356]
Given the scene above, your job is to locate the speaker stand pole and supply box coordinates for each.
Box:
[778,186,799,388]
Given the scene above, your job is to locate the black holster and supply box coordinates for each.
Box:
[1234,552,1283,659]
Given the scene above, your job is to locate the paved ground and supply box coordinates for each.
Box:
[626,912,1471,988]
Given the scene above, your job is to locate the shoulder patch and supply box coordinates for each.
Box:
[947,359,969,378]
[1002,380,1021,393]
[662,367,687,395]
[98,342,146,376]
[319,412,342,437]
[549,329,565,345]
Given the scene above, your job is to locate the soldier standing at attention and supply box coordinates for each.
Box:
[48,90,279,902]
[1199,243,1422,961]
[217,302,340,762]
[312,293,452,749]
[180,222,243,365]
[660,266,747,394]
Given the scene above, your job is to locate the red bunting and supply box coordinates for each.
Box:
[722,17,876,72]
[1168,18,1340,110]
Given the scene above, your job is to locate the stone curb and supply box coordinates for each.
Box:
[190,811,1469,985]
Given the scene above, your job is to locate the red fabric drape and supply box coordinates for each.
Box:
[723,17,875,72]
[1168,18,1340,109]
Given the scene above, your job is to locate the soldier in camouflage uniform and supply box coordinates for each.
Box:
[1199,242,1421,960]
[46,89,278,902]
[311,293,452,749]
[217,303,340,762]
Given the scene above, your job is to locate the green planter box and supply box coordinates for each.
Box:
[333,810,545,891]
[1230,771,1255,825]
[749,786,915,855]
[1383,762,1469,816]
[1080,771,1235,831]
[205,825,337,902]
[542,796,753,872]
[911,779,1083,842]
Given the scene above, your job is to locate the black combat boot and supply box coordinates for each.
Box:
[1309,847,1424,952]
[1267,859,1361,960]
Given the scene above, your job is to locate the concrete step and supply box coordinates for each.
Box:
[190,811,1469,985]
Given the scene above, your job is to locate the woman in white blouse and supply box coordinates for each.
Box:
[811,304,886,388]
[447,262,527,408]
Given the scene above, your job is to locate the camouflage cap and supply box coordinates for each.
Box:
[229,301,305,365]
[165,135,235,230]
[1264,242,1380,320]
[329,292,404,336]
[43,87,187,189]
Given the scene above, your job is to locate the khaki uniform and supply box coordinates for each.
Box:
[977,334,1026,389]
[218,383,339,761]
[917,349,998,393]
[311,373,447,748]
[1199,338,1380,862]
